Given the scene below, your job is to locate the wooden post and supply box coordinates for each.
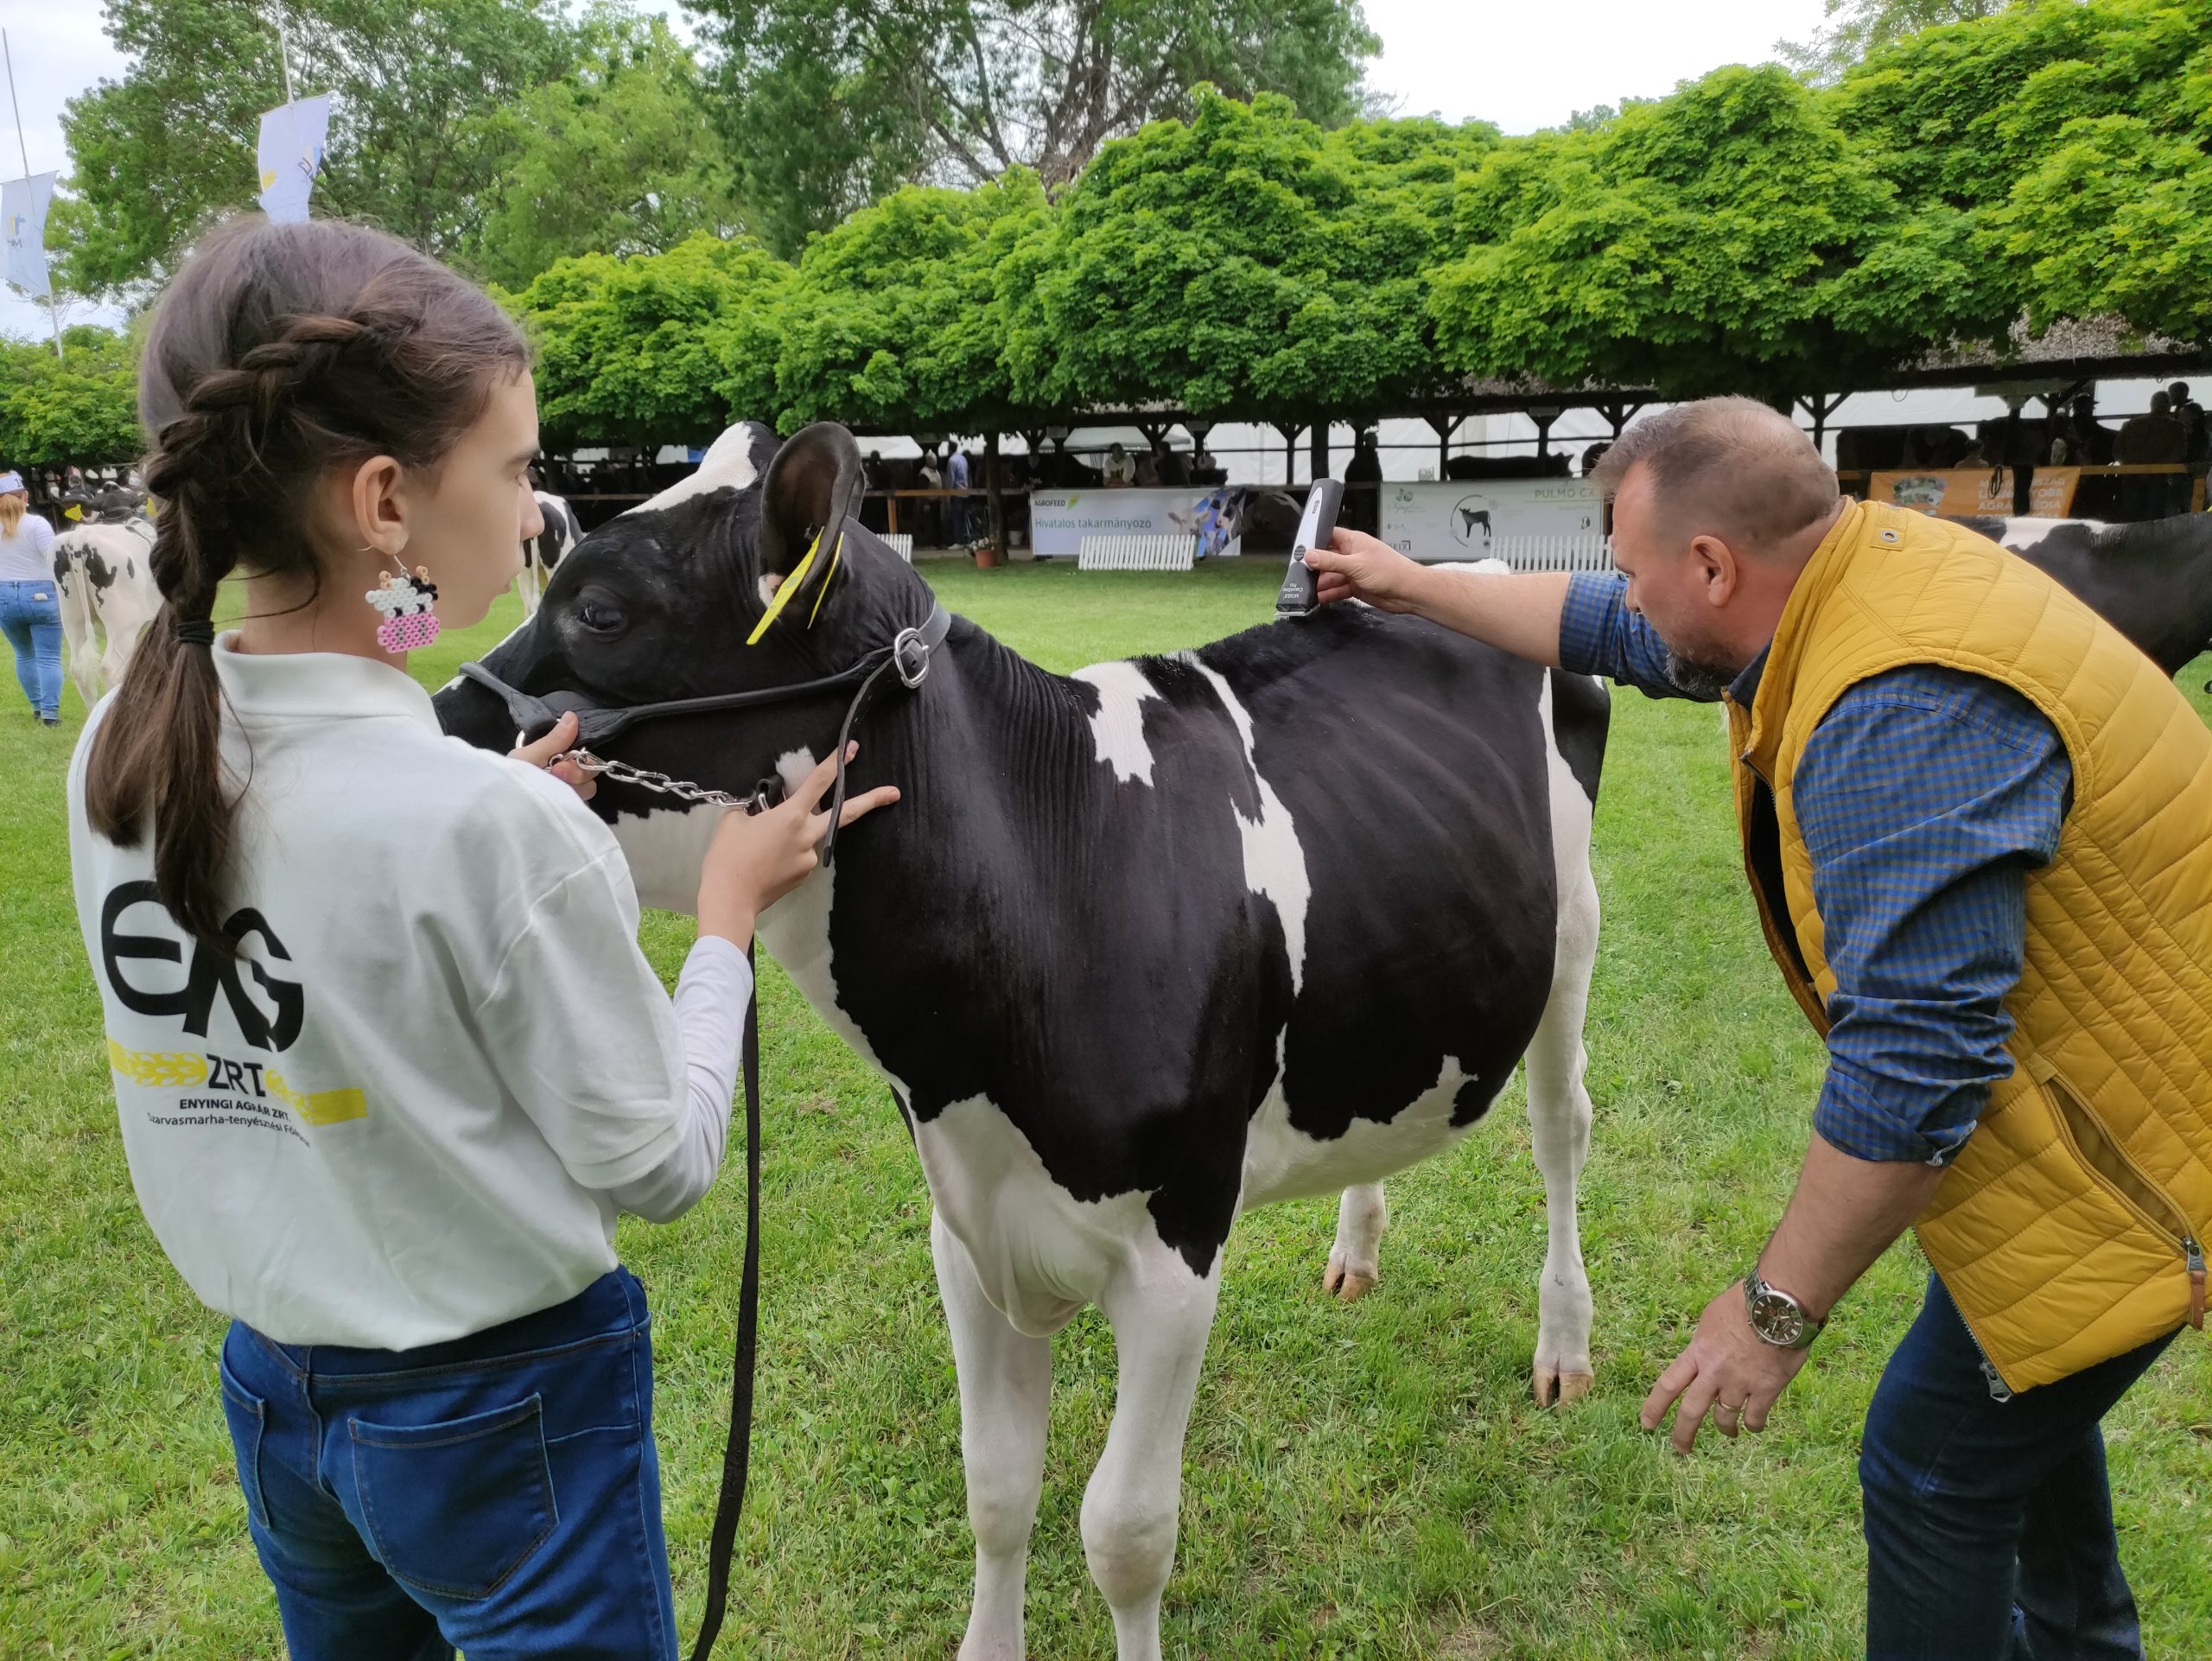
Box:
[1426,412,1461,475]
[1310,423,1330,481]
[985,431,1007,557]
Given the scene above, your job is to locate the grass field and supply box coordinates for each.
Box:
[3,557,2209,1658]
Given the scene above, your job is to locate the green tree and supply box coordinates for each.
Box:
[1001,89,1487,422]
[510,234,793,449]
[0,327,143,468]
[1779,0,2018,85]
[467,10,750,290]
[60,0,575,296]
[689,0,1381,256]
[1835,0,2211,343]
[765,171,1052,433]
[1427,65,1995,399]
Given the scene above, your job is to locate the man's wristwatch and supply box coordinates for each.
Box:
[1744,1269,1825,1350]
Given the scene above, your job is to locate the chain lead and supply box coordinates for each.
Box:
[563,749,773,814]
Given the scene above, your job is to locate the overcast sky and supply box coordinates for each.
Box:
[1,0,1835,341]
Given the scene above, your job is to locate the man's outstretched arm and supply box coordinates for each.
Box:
[1305,528,1709,701]
[1304,527,1572,665]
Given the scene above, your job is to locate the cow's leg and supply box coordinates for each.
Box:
[61,585,98,710]
[516,550,540,616]
[1321,1181,1386,1301]
[1528,808,1600,1408]
[1083,1251,1221,1661]
[932,1211,1051,1661]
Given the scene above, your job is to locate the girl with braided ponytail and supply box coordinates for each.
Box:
[66,218,893,1658]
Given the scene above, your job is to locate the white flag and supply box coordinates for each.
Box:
[257,93,332,225]
[2,171,55,299]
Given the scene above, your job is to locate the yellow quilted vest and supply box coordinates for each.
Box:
[1726,500,2212,1391]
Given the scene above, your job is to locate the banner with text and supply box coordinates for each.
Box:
[1380,479,1607,563]
[257,94,333,225]
[1029,487,1248,558]
[3,171,56,299]
[1869,468,2082,519]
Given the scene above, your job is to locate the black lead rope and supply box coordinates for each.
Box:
[689,950,761,1661]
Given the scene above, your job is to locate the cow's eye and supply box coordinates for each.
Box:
[576,596,625,634]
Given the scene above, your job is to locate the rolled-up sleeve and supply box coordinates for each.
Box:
[1557,571,1717,701]
[1794,668,2069,1166]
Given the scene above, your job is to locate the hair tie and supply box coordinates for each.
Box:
[174,617,216,647]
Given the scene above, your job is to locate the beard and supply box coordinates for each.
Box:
[1661,645,1741,702]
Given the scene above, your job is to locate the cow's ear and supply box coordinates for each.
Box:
[757,423,866,618]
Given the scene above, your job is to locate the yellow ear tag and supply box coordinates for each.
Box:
[746,527,823,646]
[64,503,82,521]
[806,526,845,628]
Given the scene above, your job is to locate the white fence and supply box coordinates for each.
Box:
[1486,536,1613,573]
[1078,533,1198,571]
[880,531,914,562]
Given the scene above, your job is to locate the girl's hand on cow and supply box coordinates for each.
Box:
[512,711,596,801]
[1303,529,1432,614]
[1640,1280,1812,1453]
[696,742,899,946]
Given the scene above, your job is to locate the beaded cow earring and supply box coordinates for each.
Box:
[365,567,442,652]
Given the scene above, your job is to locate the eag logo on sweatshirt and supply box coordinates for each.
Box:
[97,881,365,1135]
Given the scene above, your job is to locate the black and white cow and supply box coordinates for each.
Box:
[515,489,582,616]
[51,519,161,708]
[436,423,1608,1661]
[1950,512,2212,678]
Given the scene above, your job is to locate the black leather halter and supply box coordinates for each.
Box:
[454,603,950,865]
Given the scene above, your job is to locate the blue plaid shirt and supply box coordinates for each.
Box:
[1560,572,2071,1166]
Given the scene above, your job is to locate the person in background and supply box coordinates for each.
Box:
[1344,430,1385,535]
[2117,392,2187,520]
[1103,441,1135,487]
[944,444,971,544]
[2067,394,2113,466]
[0,469,62,725]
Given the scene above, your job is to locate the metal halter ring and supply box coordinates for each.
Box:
[892,626,933,689]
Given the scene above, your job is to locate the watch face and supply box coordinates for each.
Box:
[1748,1286,1805,1346]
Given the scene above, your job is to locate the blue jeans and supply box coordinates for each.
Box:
[217,1267,677,1660]
[1860,1273,2178,1660]
[0,577,62,719]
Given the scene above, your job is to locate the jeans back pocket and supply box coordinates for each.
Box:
[349,1393,558,1601]
[214,1348,271,1532]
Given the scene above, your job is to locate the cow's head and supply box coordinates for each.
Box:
[435,421,936,899]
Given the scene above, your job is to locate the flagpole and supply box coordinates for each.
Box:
[2,28,63,360]
[276,15,297,106]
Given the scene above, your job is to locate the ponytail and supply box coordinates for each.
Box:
[84,218,528,956]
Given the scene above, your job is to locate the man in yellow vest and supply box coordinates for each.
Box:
[1306,397,2209,1660]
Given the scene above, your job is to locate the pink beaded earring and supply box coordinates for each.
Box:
[366,566,442,653]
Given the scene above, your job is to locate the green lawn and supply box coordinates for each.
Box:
[3,558,2209,1658]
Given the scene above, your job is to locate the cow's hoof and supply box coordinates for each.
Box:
[1321,1254,1377,1302]
[1532,1366,1594,1408]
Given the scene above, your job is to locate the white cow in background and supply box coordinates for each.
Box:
[515,490,581,615]
[52,520,162,708]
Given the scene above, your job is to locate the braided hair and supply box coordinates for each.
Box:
[86,218,529,953]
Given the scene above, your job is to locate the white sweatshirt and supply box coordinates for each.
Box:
[67,636,751,1349]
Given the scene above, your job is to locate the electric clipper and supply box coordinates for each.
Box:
[1275,477,1344,617]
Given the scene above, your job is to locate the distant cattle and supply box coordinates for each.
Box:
[515,490,581,616]
[51,521,161,707]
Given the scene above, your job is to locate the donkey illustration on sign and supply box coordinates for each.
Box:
[436,423,1610,1661]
